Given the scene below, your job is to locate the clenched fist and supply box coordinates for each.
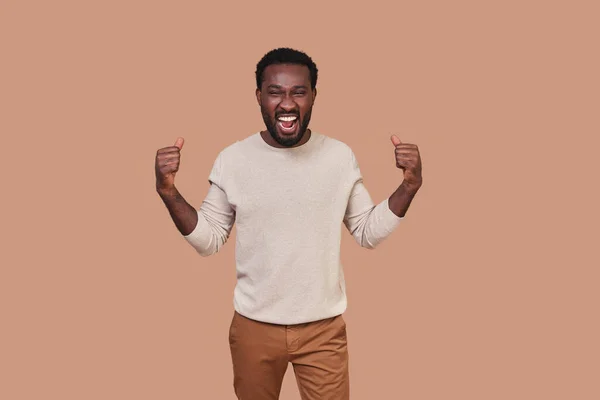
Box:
[155,137,185,193]
[391,135,422,192]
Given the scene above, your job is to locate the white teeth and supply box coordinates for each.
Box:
[277,116,297,122]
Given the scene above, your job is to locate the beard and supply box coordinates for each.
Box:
[261,107,313,147]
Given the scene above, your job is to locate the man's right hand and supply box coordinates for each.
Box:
[155,137,185,194]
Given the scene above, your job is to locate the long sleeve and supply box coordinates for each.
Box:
[183,182,235,257]
[343,151,403,249]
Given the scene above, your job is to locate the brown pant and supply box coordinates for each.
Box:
[228,311,350,400]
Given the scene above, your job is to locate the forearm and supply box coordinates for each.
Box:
[344,180,404,249]
[388,180,422,218]
[157,186,198,236]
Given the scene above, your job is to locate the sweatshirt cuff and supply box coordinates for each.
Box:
[385,198,404,221]
[182,209,211,249]
[373,198,404,235]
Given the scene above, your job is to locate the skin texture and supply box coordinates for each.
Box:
[256,64,316,148]
[155,137,198,235]
[155,61,422,235]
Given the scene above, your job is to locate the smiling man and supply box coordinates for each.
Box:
[155,48,423,400]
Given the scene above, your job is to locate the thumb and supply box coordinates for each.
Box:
[390,135,402,147]
[174,137,184,150]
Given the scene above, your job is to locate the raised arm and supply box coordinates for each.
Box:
[343,138,422,249]
[155,137,234,256]
[343,180,402,249]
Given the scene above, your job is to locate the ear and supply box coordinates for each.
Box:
[312,87,317,103]
[255,88,262,106]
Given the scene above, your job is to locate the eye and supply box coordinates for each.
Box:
[268,91,282,95]
[294,91,307,96]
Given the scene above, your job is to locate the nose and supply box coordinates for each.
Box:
[278,93,297,112]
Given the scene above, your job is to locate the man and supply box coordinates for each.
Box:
[155,47,422,400]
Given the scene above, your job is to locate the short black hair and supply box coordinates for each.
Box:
[255,47,318,90]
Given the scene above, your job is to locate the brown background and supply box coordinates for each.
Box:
[2,0,598,399]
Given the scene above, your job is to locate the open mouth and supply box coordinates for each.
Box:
[276,115,298,134]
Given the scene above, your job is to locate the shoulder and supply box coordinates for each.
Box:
[316,132,355,160]
[318,134,358,171]
[215,132,258,161]
[316,133,362,182]
[208,133,257,184]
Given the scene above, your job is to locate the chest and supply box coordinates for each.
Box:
[225,156,350,219]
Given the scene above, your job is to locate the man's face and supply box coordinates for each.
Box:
[257,63,316,147]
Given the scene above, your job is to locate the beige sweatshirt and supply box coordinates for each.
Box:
[183,131,402,324]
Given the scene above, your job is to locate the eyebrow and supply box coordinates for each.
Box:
[266,84,308,90]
